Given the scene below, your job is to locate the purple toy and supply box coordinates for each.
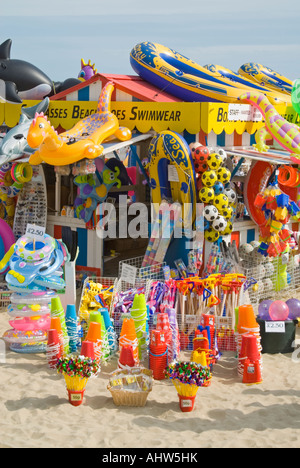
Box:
[258,299,272,320]
[285,298,300,320]
[78,59,97,81]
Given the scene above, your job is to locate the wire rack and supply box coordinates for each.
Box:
[240,253,300,312]
[78,275,154,358]
[13,165,47,240]
[118,255,166,288]
[0,281,12,310]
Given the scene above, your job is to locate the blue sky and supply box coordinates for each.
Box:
[1,0,299,83]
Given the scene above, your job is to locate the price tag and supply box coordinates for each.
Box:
[168,165,179,182]
[120,263,137,285]
[265,321,286,333]
[25,224,46,241]
[181,399,193,408]
[185,315,198,324]
[70,393,82,402]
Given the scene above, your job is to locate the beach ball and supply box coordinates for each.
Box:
[217,167,231,184]
[257,264,266,279]
[217,148,227,162]
[239,243,254,258]
[219,205,233,220]
[220,220,233,236]
[269,300,289,321]
[263,278,273,293]
[212,215,227,232]
[189,142,201,156]
[204,227,220,243]
[224,187,237,205]
[204,204,219,221]
[193,146,210,173]
[199,186,215,204]
[207,153,223,170]
[213,194,229,211]
[285,298,300,319]
[202,169,218,187]
[258,299,272,320]
[250,240,261,249]
[213,181,224,195]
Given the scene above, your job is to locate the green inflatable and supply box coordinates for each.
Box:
[291,79,300,116]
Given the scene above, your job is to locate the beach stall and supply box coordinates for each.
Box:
[1,71,299,278]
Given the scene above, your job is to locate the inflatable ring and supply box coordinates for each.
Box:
[34,274,65,291]
[8,315,51,331]
[2,328,47,344]
[10,163,19,182]
[7,304,51,318]
[9,342,46,354]
[0,219,15,253]
[278,166,300,188]
[37,249,64,277]
[7,281,47,293]
[10,290,56,305]
[7,249,64,289]
[12,163,33,184]
[14,233,56,262]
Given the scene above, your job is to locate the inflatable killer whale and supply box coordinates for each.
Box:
[0,39,81,103]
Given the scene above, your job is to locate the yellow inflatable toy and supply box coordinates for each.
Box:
[147,131,197,226]
[28,82,132,166]
[238,63,293,95]
[130,42,291,105]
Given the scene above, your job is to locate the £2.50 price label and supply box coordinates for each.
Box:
[25,224,46,241]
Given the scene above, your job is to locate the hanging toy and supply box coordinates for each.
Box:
[254,172,299,258]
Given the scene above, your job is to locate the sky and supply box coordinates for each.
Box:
[0,0,299,83]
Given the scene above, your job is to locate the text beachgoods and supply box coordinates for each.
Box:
[95,196,204,243]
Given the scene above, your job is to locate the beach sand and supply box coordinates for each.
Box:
[0,309,300,449]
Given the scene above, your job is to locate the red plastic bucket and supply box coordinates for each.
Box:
[149,344,168,380]
[67,389,85,406]
[178,394,196,412]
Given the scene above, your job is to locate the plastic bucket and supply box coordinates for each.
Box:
[178,394,196,412]
[67,389,85,406]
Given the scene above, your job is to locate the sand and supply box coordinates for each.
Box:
[0,310,300,449]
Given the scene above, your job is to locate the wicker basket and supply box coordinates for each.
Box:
[108,386,151,407]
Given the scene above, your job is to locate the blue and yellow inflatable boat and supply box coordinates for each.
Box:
[130,42,291,105]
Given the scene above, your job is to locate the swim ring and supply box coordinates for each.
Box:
[14,233,55,262]
[7,303,51,318]
[10,290,57,305]
[7,248,64,289]
[0,218,15,253]
[8,315,51,331]
[130,42,291,105]
[9,342,46,354]
[2,328,47,344]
